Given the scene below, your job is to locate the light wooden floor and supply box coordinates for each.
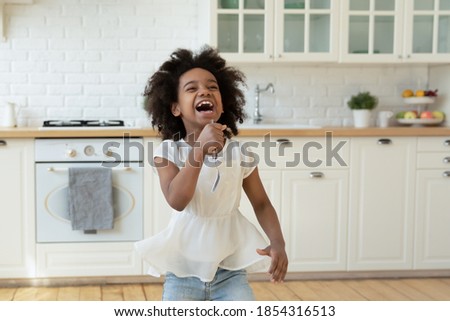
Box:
[1,278,450,301]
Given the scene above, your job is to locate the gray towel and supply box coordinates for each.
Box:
[68,167,114,231]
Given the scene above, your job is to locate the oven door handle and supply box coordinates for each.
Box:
[47,167,133,172]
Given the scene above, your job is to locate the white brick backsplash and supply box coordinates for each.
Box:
[0,62,10,72]
[30,73,64,84]
[66,74,100,84]
[11,85,46,95]
[0,0,433,126]
[84,85,118,96]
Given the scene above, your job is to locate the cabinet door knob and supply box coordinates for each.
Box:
[443,171,450,178]
[443,157,450,164]
[310,172,324,179]
[0,140,7,146]
[377,138,392,145]
[444,140,450,147]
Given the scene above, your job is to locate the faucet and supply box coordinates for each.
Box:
[254,83,275,124]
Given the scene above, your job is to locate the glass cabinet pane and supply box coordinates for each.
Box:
[284,0,305,9]
[310,0,330,9]
[284,14,305,52]
[350,0,370,11]
[245,0,264,9]
[413,16,434,53]
[440,0,450,10]
[310,14,330,52]
[414,0,434,10]
[218,14,239,52]
[219,0,239,9]
[349,16,369,53]
[243,14,265,52]
[375,0,395,11]
[438,16,450,53]
[374,16,394,53]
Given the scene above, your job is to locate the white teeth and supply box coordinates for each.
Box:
[196,100,213,108]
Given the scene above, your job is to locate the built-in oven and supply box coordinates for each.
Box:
[35,121,144,243]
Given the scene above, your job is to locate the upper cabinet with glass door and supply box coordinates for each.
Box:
[404,0,450,63]
[341,0,450,63]
[340,0,404,63]
[274,0,340,62]
[199,0,339,63]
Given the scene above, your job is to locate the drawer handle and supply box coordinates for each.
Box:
[0,140,7,146]
[443,157,450,164]
[310,172,324,179]
[443,171,450,178]
[377,138,392,145]
[276,138,292,146]
[444,140,450,147]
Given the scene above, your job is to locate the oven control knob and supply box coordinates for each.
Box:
[84,145,95,156]
[104,149,113,157]
[66,149,77,158]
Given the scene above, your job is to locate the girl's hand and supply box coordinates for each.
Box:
[257,243,288,283]
[198,122,227,156]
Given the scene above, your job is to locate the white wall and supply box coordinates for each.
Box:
[430,65,450,127]
[0,0,435,127]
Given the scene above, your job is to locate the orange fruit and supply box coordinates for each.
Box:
[402,89,414,98]
[415,90,425,97]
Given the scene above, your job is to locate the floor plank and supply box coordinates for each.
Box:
[406,279,450,300]
[266,282,300,301]
[122,284,146,301]
[381,279,432,301]
[284,281,323,301]
[317,280,366,301]
[0,288,16,301]
[251,282,279,301]
[79,286,102,301]
[101,285,123,301]
[142,284,163,301]
[346,280,390,300]
[13,287,39,301]
[34,287,58,301]
[57,286,80,301]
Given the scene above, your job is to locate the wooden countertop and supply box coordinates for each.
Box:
[1,126,450,138]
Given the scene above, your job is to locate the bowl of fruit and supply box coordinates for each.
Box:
[402,89,438,104]
[396,110,445,126]
[397,88,444,126]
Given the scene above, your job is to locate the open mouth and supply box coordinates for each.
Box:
[195,100,214,113]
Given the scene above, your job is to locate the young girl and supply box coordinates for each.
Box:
[135,46,288,301]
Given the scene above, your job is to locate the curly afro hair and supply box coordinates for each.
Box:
[143,45,247,140]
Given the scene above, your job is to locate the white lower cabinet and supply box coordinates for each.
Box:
[348,137,417,270]
[282,170,349,271]
[414,137,450,269]
[415,171,450,269]
[0,139,35,278]
[239,135,350,273]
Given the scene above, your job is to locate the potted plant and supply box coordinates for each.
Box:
[347,91,378,128]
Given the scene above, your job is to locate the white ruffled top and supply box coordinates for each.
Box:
[135,138,270,282]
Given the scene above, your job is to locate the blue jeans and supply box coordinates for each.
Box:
[162,268,255,301]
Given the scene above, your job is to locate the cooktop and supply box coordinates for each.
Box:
[42,120,125,127]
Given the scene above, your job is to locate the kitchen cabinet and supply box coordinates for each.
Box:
[239,135,350,272]
[414,137,450,269]
[0,138,35,278]
[341,0,450,63]
[199,0,340,63]
[348,137,417,270]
